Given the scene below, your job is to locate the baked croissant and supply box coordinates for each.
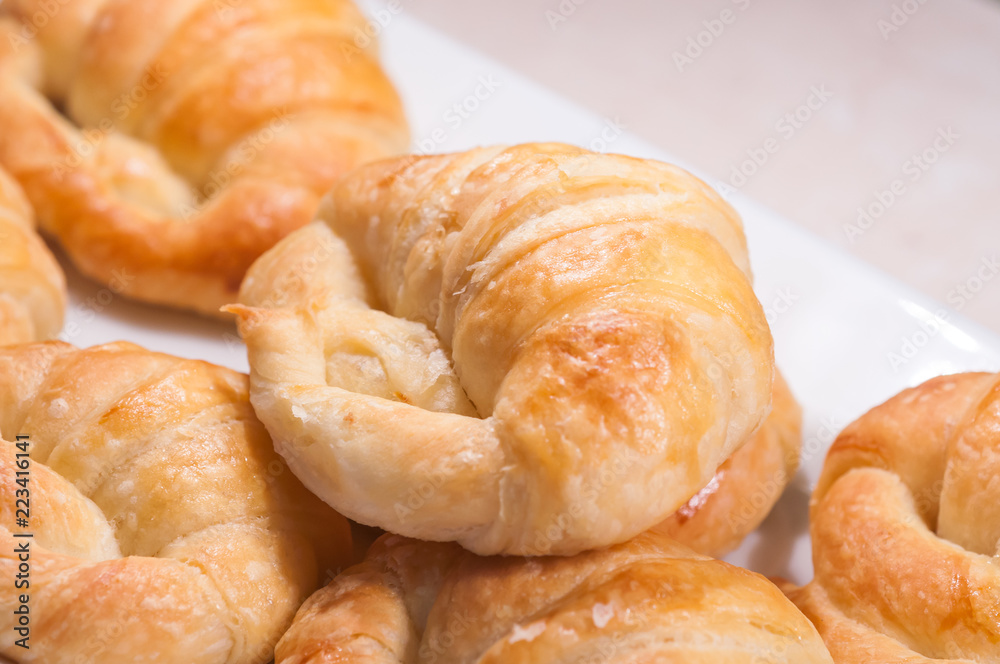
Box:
[0,0,408,316]
[275,530,834,663]
[783,372,1000,662]
[0,341,355,664]
[654,369,800,557]
[229,143,774,555]
[0,167,65,345]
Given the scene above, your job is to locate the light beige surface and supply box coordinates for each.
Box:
[407,0,1000,334]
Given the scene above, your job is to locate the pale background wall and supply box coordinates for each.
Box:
[406,0,1000,333]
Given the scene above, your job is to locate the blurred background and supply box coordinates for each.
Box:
[408,0,1000,333]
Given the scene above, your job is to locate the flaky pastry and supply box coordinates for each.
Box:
[784,372,1000,662]
[229,143,774,555]
[0,0,408,316]
[0,342,354,664]
[275,530,833,663]
[655,369,801,557]
[0,167,64,345]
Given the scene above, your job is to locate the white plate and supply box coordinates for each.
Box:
[58,6,1000,589]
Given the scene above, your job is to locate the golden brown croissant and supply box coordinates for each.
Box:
[0,167,65,345]
[275,530,834,663]
[654,369,801,557]
[0,341,355,664]
[229,143,774,555]
[0,0,408,316]
[783,372,1000,662]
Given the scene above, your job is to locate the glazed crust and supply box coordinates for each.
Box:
[0,0,408,316]
[784,372,1000,662]
[229,143,774,555]
[0,341,355,664]
[0,167,65,344]
[654,369,801,557]
[275,530,834,664]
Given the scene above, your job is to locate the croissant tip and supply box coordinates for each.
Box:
[221,303,261,327]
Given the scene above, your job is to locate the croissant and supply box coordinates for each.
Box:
[275,530,833,663]
[229,143,774,556]
[654,369,800,557]
[0,0,409,316]
[0,167,65,345]
[0,341,355,664]
[783,372,1000,662]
